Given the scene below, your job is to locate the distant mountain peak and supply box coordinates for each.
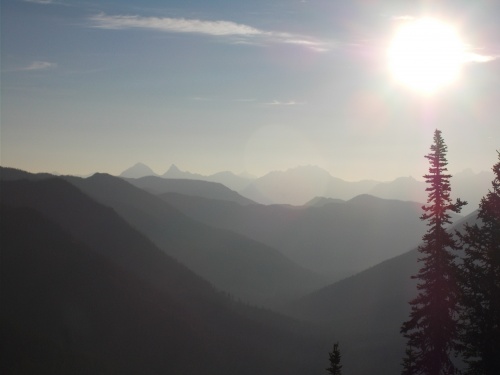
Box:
[163,164,200,179]
[168,164,182,173]
[119,163,156,178]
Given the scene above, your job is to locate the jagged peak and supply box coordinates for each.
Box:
[119,163,156,178]
[167,164,182,173]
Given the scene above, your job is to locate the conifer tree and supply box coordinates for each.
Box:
[326,342,342,375]
[457,152,500,374]
[401,129,466,375]
[402,346,418,375]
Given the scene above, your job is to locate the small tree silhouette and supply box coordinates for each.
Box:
[326,342,342,375]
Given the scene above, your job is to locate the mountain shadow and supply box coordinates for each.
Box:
[286,249,419,374]
[285,210,478,375]
[125,175,255,205]
[159,192,429,282]
[1,180,330,375]
[1,168,325,308]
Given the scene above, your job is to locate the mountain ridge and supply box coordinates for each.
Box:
[1,188,329,375]
[125,175,256,206]
[159,191,430,282]
[1,167,325,308]
[285,209,480,374]
[118,163,491,214]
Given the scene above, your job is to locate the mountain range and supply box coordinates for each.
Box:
[120,163,253,192]
[158,192,430,282]
[119,163,492,215]
[1,168,324,308]
[284,210,479,375]
[0,173,329,375]
[1,164,486,374]
[119,169,446,282]
[124,175,254,205]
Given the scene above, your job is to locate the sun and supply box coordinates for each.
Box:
[388,18,465,94]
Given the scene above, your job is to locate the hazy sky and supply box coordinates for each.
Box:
[2,0,499,181]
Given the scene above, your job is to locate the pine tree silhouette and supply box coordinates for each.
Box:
[401,129,466,375]
[326,342,342,375]
[457,151,500,374]
[402,346,418,375]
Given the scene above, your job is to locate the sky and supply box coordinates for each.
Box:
[2,0,500,181]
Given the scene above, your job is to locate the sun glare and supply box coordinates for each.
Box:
[388,18,465,94]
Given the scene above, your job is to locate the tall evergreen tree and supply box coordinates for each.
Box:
[401,129,466,375]
[326,342,342,375]
[457,152,500,374]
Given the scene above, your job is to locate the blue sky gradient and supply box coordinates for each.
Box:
[2,0,499,180]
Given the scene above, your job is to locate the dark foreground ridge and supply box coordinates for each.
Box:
[0,175,328,375]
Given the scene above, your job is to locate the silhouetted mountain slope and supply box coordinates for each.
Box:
[0,205,213,374]
[286,249,419,374]
[285,211,479,375]
[0,204,329,375]
[304,197,346,207]
[0,178,212,300]
[125,175,255,205]
[74,174,325,307]
[0,167,53,181]
[1,168,324,307]
[159,192,428,281]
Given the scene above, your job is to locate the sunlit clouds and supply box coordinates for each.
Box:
[89,13,334,52]
[89,13,263,36]
[264,100,305,106]
[23,0,55,4]
[282,39,331,52]
[9,61,58,72]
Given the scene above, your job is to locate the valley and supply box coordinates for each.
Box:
[1,165,485,374]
